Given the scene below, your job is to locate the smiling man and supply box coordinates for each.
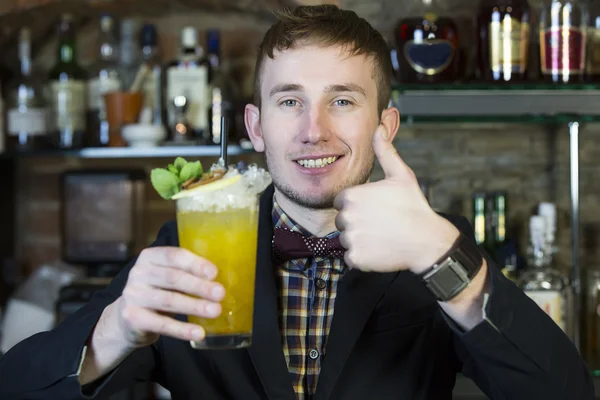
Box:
[0,5,594,400]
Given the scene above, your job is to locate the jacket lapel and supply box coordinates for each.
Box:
[247,185,296,400]
[314,268,399,400]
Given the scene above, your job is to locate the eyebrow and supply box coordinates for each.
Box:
[268,83,367,98]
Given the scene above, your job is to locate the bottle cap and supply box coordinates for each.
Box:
[181,27,198,48]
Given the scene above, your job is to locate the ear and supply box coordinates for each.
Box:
[244,104,265,152]
[379,106,400,142]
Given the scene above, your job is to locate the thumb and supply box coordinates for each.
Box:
[373,125,409,179]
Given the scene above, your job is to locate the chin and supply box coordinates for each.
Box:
[275,180,340,209]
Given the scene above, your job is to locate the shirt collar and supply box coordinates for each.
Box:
[271,197,339,240]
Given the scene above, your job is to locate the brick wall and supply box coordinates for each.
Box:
[8,0,600,279]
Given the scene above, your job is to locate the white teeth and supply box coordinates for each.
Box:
[296,156,339,168]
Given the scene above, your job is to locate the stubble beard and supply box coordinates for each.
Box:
[265,145,376,209]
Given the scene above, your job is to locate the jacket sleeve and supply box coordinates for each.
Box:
[444,215,595,400]
[0,220,178,400]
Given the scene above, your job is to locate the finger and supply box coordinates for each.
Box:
[334,211,347,232]
[372,125,410,179]
[123,305,205,342]
[333,190,348,211]
[138,247,218,280]
[338,231,350,250]
[134,265,225,302]
[124,286,222,319]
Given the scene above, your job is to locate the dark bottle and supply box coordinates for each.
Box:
[476,0,532,83]
[140,24,164,126]
[48,14,87,149]
[586,0,600,81]
[394,0,460,84]
[539,0,589,84]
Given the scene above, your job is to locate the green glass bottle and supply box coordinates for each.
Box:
[48,14,87,149]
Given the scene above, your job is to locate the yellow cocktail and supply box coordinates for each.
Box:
[174,165,270,349]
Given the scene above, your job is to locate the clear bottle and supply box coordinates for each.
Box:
[166,26,209,143]
[206,29,238,145]
[6,27,50,151]
[140,23,164,126]
[86,14,121,147]
[539,0,589,84]
[119,19,141,91]
[519,215,572,337]
[476,0,532,82]
[47,14,87,149]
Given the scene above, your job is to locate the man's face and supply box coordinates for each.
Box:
[246,45,383,209]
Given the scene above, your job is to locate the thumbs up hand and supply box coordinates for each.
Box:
[333,123,459,274]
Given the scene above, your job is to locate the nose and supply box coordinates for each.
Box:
[298,105,332,144]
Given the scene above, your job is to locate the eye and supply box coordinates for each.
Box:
[280,99,299,108]
[334,99,353,107]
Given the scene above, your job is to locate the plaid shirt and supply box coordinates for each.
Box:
[272,199,347,400]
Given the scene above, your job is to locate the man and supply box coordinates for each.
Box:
[0,5,594,400]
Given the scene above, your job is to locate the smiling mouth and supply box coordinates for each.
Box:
[295,156,341,169]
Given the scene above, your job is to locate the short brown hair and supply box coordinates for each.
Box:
[253,5,392,115]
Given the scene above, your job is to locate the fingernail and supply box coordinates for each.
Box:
[211,285,225,299]
[192,328,204,339]
[206,303,221,316]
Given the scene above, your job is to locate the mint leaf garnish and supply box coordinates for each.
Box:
[151,168,181,199]
[174,157,186,171]
[167,164,178,174]
[179,161,202,182]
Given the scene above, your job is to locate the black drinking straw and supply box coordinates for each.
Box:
[219,116,228,168]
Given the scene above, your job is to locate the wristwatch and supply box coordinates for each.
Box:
[418,232,484,302]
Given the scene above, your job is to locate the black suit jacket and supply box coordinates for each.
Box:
[0,185,594,399]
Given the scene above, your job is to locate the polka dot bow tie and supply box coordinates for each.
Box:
[273,227,346,264]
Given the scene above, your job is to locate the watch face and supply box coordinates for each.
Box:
[424,258,471,301]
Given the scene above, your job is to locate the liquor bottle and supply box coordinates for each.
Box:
[87,14,121,147]
[6,27,50,151]
[166,26,209,143]
[119,19,141,91]
[539,0,589,84]
[476,0,532,83]
[472,192,487,247]
[519,215,572,336]
[140,23,163,126]
[206,29,238,145]
[48,14,87,149]
[586,0,600,81]
[394,0,460,83]
[585,269,600,368]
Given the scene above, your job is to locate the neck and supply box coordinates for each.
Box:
[274,188,338,237]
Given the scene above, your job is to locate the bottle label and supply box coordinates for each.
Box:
[540,27,586,74]
[7,108,48,136]
[166,66,208,131]
[587,28,600,74]
[403,39,455,75]
[489,19,529,75]
[87,75,121,112]
[49,81,86,131]
[525,290,565,331]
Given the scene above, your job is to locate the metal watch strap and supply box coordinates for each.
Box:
[419,233,484,302]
